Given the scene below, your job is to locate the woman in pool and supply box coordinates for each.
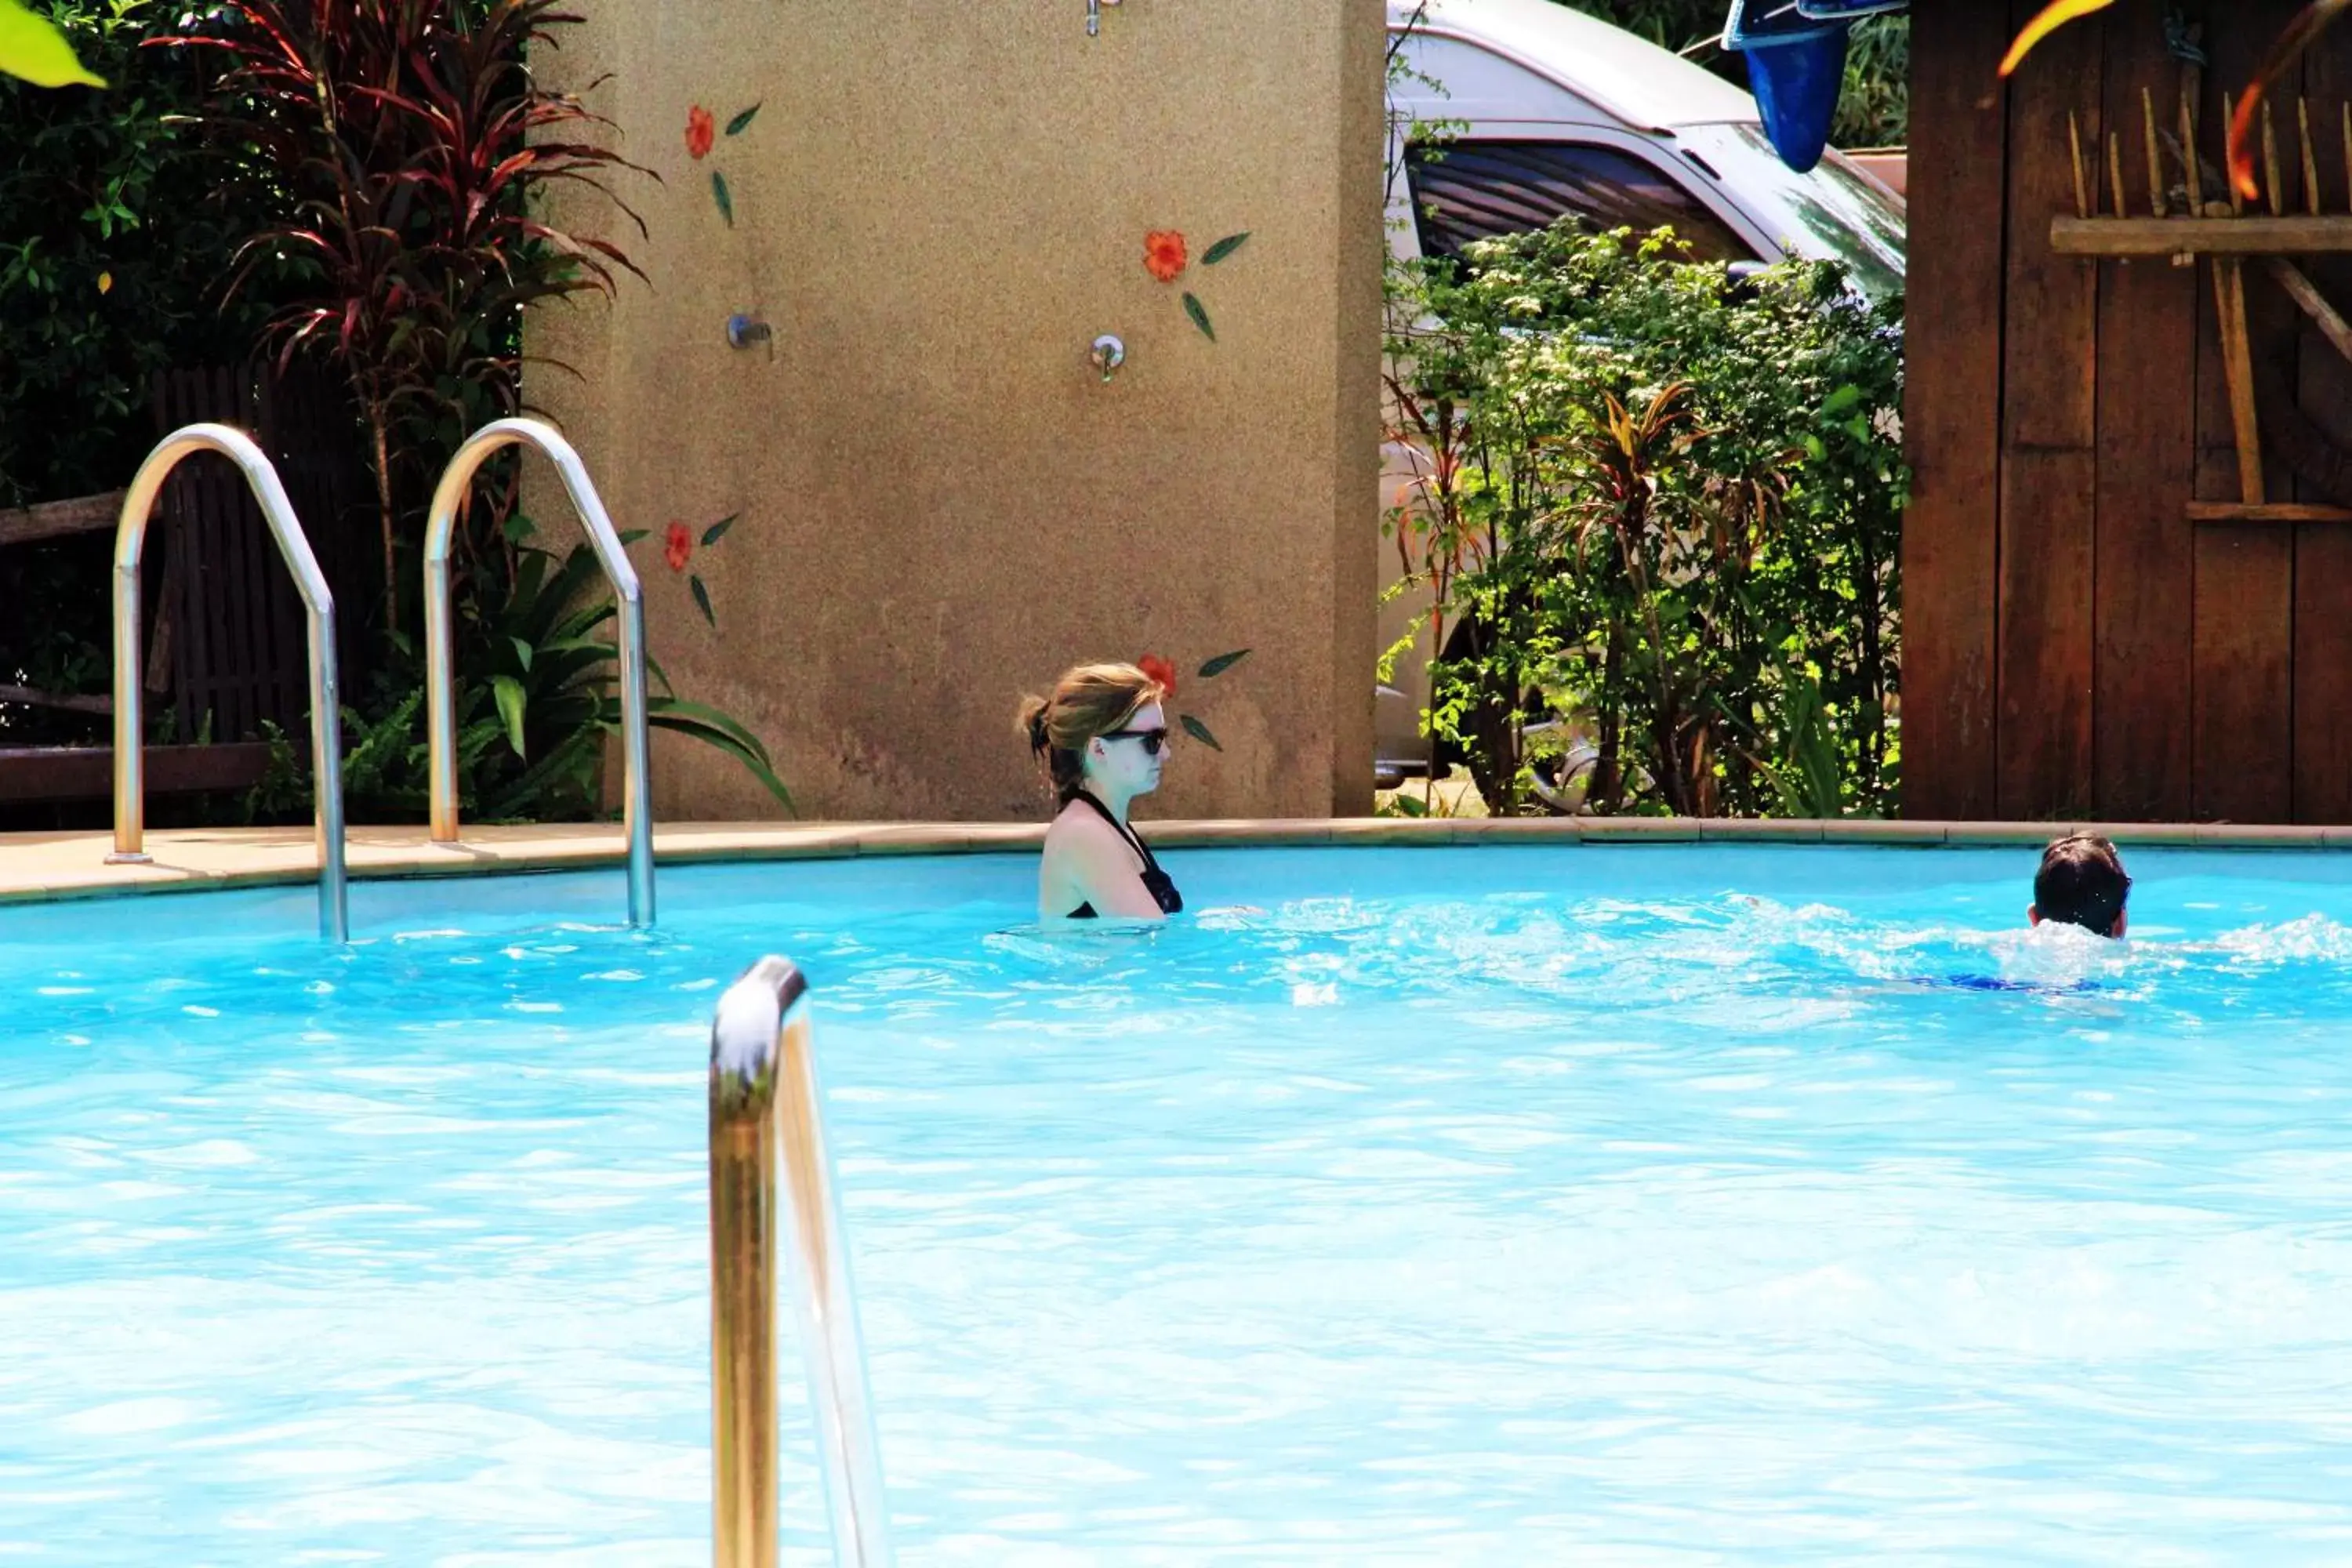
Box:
[1018,662,1184,922]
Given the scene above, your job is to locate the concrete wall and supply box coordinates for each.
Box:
[528,0,1385,822]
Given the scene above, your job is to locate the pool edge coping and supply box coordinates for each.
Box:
[0,817,2343,907]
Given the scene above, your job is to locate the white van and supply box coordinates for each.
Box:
[1375,0,1906,775]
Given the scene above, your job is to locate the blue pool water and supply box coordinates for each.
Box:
[6,844,2352,1563]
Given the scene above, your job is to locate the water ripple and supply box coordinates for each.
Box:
[3,847,2352,1561]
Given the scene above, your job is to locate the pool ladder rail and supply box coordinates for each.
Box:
[423,417,656,928]
[710,958,894,1568]
[107,423,350,942]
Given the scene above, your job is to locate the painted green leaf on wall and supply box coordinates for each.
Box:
[1182,292,1214,341]
[1202,232,1250,266]
[690,573,716,626]
[1179,713,1222,751]
[725,102,760,136]
[0,0,105,88]
[700,513,738,548]
[712,170,734,226]
[1198,648,1250,678]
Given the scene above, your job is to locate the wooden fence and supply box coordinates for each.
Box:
[147,364,368,745]
[1907,0,2352,823]
[0,362,365,811]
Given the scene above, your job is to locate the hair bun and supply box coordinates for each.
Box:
[1017,695,1052,753]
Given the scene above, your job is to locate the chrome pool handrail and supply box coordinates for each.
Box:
[710,957,894,1568]
[110,423,347,943]
[423,417,654,926]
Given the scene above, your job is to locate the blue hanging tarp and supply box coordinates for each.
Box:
[1793,0,1907,20]
[1723,0,1838,49]
[1722,0,1909,173]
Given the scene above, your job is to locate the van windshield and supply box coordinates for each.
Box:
[1708,126,1906,301]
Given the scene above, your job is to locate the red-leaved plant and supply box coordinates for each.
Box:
[157,2,796,822]
[158,0,652,643]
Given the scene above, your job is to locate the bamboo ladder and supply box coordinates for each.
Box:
[2049,77,2352,524]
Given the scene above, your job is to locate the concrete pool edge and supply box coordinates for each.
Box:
[0,817,2344,906]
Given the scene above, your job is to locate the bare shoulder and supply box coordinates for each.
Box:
[1044,801,1129,858]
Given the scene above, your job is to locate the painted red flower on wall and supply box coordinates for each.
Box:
[685,105,716,161]
[666,521,693,572]
[1134,649,1250,752]
[1142,228,1247,341]
[1143,230,1188,285]
[1138,652,1178,699]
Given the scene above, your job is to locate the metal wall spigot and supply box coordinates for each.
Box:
[1086,0,1122,36]
[726,313,772,350]
[1090,334,1126,383]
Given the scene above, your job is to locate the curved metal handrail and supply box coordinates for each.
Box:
[111,423,347,943]
[423,417,654,926]
[710,957,894,1568]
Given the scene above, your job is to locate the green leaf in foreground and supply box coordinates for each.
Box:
[712,170,734,227]
[649,698,794,814]
[724,102,760,136]
[1197,648,1250,678]
[1182,292,1214,341]
[0,0,106,88]
[690,573,716,626]
[1179,713,1221,751]
[492,674,528,759]
[700,513,738,548]
[648,696,776,770]
[1202,231,1250,266]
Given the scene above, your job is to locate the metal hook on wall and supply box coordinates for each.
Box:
[1089,334,1125,383]
[727,313,775,361]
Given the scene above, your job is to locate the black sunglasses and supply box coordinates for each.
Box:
[1099,726,1171,757]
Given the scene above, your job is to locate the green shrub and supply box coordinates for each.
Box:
[0,0,282,747]
[3,0,791,826]
[0,0,275,507]
[246,530,790,826]
[1385,223,1906,818]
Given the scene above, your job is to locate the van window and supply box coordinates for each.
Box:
[1406,140,1755,265]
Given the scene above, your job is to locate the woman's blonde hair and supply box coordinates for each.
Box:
[1016,662,1166,805]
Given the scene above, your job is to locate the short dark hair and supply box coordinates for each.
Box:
[2034,833,2132,935]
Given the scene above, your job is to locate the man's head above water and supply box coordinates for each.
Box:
[2029,833,2132,938]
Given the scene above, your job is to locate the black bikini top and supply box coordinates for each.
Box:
[1065,791,1183,919]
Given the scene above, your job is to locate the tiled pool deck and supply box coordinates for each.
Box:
[0,818,2344,906]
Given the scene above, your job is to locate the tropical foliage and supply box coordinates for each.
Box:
[0,0,283,750]
[249,526,790,824]
[0,0,100,85]
[1384,223,1906,818]
[174,0,787,820]
[4,0,793,821]
[160,0,649,649]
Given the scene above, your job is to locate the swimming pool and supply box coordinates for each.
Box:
[6,844,2352,1563]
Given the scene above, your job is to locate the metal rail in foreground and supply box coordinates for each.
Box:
[110,423,347,942]
[423,417,655,926]
[710,957,893,1568]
